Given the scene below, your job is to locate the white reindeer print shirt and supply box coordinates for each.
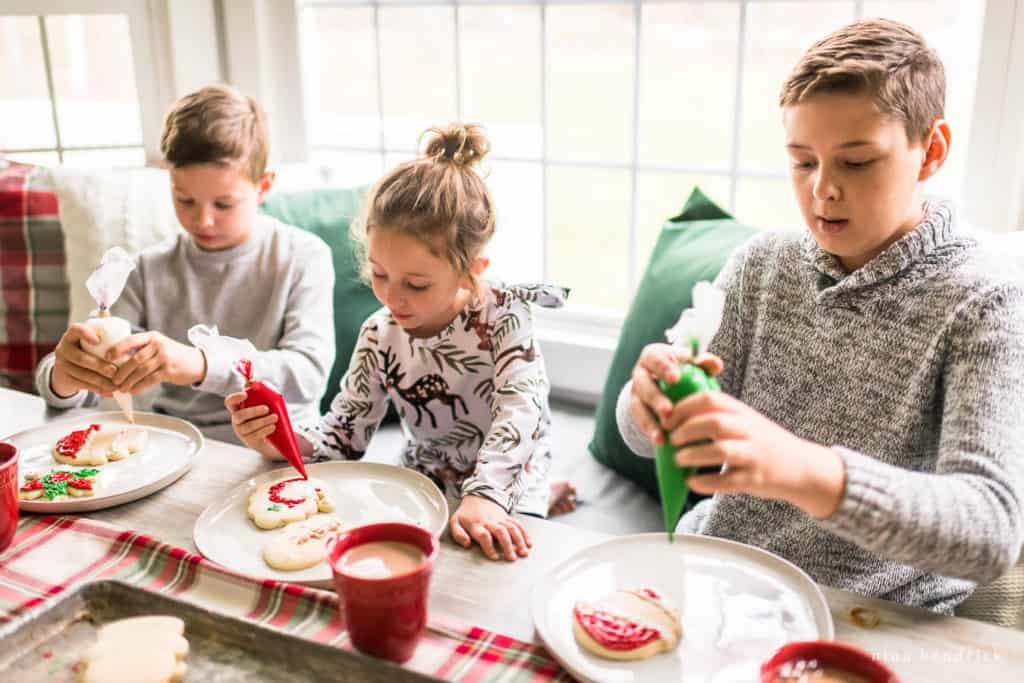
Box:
[297,282,569,517]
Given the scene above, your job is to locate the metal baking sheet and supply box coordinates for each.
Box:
[0,580,441,682]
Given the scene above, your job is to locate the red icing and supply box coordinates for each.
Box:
[269,478,310,507]
[641,588,661,601]
[573,604,660,651]
[49,471,73,483]
[68,478,93,490]
[55,424,101,458]
[20,479,44,491]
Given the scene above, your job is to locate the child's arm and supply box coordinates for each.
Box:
[294,318,390,462]
[814,286,1024,583]
[227,318,388,460]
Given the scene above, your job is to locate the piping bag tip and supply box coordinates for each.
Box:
[114,391,134,424]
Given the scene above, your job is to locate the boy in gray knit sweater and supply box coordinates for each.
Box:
[36,85,334,444]
[618,19,1024,613]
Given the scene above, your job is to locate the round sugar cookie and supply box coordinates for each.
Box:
[263,514,347,571]
[247,477,335,530]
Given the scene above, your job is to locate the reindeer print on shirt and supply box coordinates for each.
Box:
[297,281,569,517]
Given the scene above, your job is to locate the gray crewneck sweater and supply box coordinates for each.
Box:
[617,201,1024,613]
[36,215,335,444]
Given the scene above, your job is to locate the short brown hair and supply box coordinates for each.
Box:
[780,18,945,142]
[354,122,495,287]
[160,84,269,183]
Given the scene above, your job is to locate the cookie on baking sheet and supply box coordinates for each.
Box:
[80,615,189,683]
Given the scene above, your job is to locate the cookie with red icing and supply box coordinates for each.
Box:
[263,514,347,570]
[19,467,101,501]
[247,477,335,530]
[572,588,682,661]
[52,423,148,466]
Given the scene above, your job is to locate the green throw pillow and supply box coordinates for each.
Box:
[588,187,758,498]
[260,187,383,413]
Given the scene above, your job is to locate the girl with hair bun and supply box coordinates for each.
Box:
[228,122,576,562]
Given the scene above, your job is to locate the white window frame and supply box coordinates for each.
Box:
[98,0,1024,403]
[0,0,182,164]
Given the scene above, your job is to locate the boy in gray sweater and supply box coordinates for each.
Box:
[36,85,334,444]
[618,19,1024,613]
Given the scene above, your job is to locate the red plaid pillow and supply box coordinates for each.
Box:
[0,162,69,393]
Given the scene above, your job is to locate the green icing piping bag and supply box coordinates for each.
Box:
[656,282,725,541]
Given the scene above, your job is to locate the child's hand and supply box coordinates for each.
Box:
[667,391,846,519]
[51,323,119,397]
[106,331,207,393]
[629,342,723,445]
[225,391,280,460]
[450,495,532,561]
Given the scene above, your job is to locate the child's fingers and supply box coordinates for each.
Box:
[106,332,153,361]
[449,517,472,548]
[61,365,115,396]
[673,440,733,468]
[64,345,118,378]
[232,405,271,424]
[225,392,247,410]
[504,520,530,556]
[631,365,674,423]
[669,413,744,447]
[238,414,278,438]
[67,322,102,346]
[117,360,164,394]
[629,393,664,446]
[485,522,517,561]
[469,523,499,561]
[113,343,159,385]
[251,425,277,443]
[694,352,724,377]
[687,468,747,495]
[638,344,683,382]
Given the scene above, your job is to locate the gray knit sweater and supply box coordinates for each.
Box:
[617,201,1024,613]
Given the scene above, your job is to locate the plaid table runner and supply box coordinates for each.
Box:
[0,515,572,682]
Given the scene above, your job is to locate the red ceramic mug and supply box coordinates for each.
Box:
[327,522,438,664]
[0,442,19,554]
[761,640,901,682]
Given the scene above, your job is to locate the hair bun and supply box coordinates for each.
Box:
[421,122,490,168]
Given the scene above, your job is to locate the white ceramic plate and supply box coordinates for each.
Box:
[532,533,834,683]
[6,411,203,514]
[193,461,449,587]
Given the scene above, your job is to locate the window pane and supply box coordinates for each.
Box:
[734,177,802,231]
[379,7,457,149]
[302,7,381,149]
[486,161,543,283]
[740,3,856,173]
[61,147,145,169]
[312,149,383,189]
[636,172,732,274]
[3,151,60,168]
[0,17,55,151]
[46,14,143,148]
[639,2,739,169]
[547,5,634,164]
[548,166,631,310]
[459,6,542,159]
[863,1,986,206]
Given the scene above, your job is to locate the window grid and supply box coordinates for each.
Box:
[304,0,867,290]
[0,15,145,163]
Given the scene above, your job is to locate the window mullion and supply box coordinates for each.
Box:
[454,2,463,120]
[540,1,549,281]
[728,0,749,213]
[628,0,642,291]
[373,1,386,174]
[37,15,64,164]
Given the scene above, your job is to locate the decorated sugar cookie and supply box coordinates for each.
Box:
[572,588,682,661]
[247,477,335,530]
[53,424,148,466]
[263,514,347,571]
[81,615,189,683]
[19,468,101,501]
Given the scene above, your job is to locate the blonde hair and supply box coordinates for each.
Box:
[779,18,945,142]
[354,122,495,287]
[160,84,269,183]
